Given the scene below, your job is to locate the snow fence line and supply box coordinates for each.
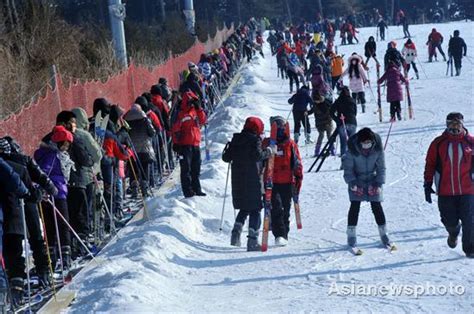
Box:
[36,59,246,313]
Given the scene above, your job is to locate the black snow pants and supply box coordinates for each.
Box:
[179,145,203,197]
[271,184,293,239]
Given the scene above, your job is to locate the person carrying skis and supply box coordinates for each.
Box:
[343,128,393,254]
[330,86,358,158]
[426,28,447,62]
[448,30,467,76]
[424,112,474,258]
[311,93,335,157]
[288,85,314,144]
[287,52,306,93]
[171,91,207,198]
[222,117,273,251]
[377,19,388,41]
[364,36,377,65]
[339,54,369,113]
[401,38,420,79]
[262,116,303,246]
[377,61,407,121]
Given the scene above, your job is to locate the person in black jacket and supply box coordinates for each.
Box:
[364,36,377,65]
[222,117,273,251]
[330,86,358,157]
[288,86,314,144]
[180,64,204,100]
[0,137,58,288]
[311,93,335,156]
[377,19,388,41]
[384,41,406,71]
[0,157,28,308]
[448,30,467,76]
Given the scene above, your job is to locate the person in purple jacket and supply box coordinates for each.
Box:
[377,62,407,121]
[311,64,330,100]
[34,125,74,270]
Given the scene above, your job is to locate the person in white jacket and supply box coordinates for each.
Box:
[401,39,420,79]
[340,53,368,113]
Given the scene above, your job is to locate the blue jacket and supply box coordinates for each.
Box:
[0,156,28,214]
[288,88,314,112]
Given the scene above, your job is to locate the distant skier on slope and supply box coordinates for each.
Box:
[222,117,273,251]
[424,112,474,258]
[288,85,314,144]
[342,128,394,254]
[448,30,467,76]
[262,116,303,246]
[401,39,420,79]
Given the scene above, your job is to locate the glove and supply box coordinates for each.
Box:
[45,181,59,197]
[368,185,381,196]
[26,187,43,203]
[350,184,364,197]
[293,177,302,196]
[424,182,435,204]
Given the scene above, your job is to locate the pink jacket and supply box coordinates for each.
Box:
[341,55,367,93]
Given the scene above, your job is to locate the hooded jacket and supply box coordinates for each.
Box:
[171,92,207,147]
[378,64,407,102]
[311,65,330,96]
[222,117,270,210]
[343,132,385,202]
[341,54,368,93]
[401,42,417,63]
[288,87,314,112]
[124,104,156,162]
[71,107,102,185]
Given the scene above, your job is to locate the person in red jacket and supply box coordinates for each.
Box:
[263,116,303,246]
[150,85,170,131]
[426,28,447,62]
[424,112,474,258]
[172,91,207,198]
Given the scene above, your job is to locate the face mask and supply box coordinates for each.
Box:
[361,141,373,149]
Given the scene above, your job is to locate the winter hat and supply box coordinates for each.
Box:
[150,84,162,96]
[0,138,11,155]
[135,96,149,112]
[93,98,111,117]
[357,128,375,143]
[109,105,124,124]
[243,116,264,135]
[158,77,167,85]
[51,125,73,143]
[188,62,198,71]
[446,112,464,126]
[453,30,460,37]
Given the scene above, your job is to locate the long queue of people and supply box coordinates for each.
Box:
[0,20,256,310]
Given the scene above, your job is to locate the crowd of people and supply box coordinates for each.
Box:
[0,17,267,310]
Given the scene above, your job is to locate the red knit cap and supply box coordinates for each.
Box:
[51,125,73,143]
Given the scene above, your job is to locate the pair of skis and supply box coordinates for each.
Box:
[350,243,397,256]
[261,123,302,252]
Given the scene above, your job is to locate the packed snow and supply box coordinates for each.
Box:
[66,22,473,312]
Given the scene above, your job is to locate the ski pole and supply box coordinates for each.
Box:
[415,55,428,79]
[19,200,32,310]
[50,197,65,283]
[219,163,231,231]
[110,170,116,235]
[384,120,394,150]
[46,199,97,261]
[129,156,150,221]
[38,202,57,300]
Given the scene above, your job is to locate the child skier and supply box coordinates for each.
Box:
[342,128,394,254]
[401,39,419,79]
[222,117,273,251]
[377,61,407,121]
[263,116,303,246]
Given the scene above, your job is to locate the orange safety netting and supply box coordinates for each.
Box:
[0,25,234,155]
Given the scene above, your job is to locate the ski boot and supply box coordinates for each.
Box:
[9,277,24,308]
[397,110,402,121]
[447,225,460,249]
[455,67,461,76]
[294,133,300,144]
[0,264,8,312]
[247,228,262,252]
[230,222,243,247]
[415,71,420,79]
[361,104,366,113]
[378,225,395,250]
[305,134,314,144]
[275,237,288,246]
[61,246,72,270]
[37,269,52,289]
[347,226,357,247]
[314,144,321,157]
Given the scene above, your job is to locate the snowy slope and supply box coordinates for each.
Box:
[67,22,473,313]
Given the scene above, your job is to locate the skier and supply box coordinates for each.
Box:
[330,86,358,157]
[377,19,388,41]
[171,91,207,198]
[424,112,474,258]
[330,54,344,91]
[262,116,303,246]
[377,62,407,121]
[448,30,467,76]
[426,28,447,62]
[34,125,75,270]
[288,85,314,144]
[222,117,273,251]
[339,54,368,113]
[311,93,335,157]
[399,10,411,38]
[384,41,406,71]
[343,128,393,253]
[310,64,330,100]
[287,52,305,93]
[364,36,377,65]
[401,39,420,79]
